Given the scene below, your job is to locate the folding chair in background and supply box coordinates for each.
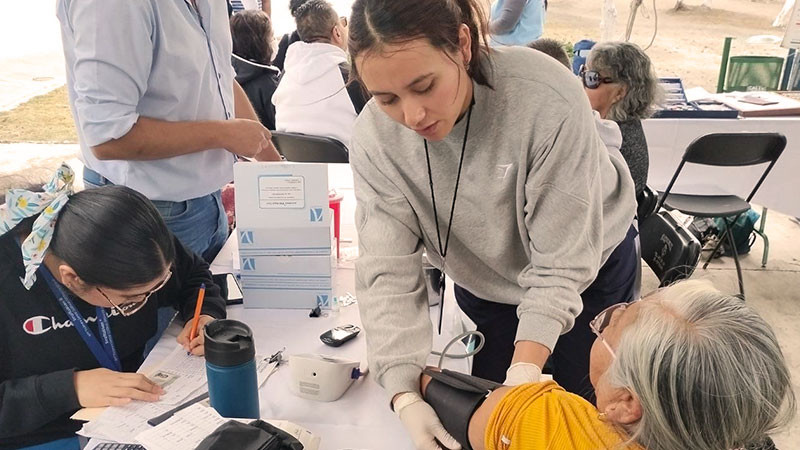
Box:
[271,131,349,164]
[656,132,786,299]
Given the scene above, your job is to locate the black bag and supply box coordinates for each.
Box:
[714,208,760,256]
[639,211,702,287]
[687,217,718,246]
[195,420,305,450]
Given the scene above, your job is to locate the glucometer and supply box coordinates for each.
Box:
[320,324,360,347]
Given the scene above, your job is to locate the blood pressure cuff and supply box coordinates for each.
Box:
[422,369,502,450]
[195,419,304,450]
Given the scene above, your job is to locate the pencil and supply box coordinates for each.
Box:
[189,283,206,342]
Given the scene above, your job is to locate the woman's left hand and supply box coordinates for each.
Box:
[177,315,216,356]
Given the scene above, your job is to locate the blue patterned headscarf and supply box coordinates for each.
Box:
[0,163,75,289]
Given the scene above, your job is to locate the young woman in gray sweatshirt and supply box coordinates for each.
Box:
[347,0,637,448]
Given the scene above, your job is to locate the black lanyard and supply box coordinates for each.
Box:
[424,102,474,334]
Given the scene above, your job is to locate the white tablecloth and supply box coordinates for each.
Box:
[642,116,800,217]
[90,166,470,450]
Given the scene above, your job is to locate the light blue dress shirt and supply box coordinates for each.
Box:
[490,0,546,47]
[57,0,237,202]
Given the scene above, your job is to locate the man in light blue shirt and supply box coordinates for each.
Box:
[57,0,280,263]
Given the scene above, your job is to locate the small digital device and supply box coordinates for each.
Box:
[225,273,243,305]
[288,354,362,401]
[320,324,360,347]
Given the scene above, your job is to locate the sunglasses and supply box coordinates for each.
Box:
[97,267,173,317]
[580,65,615,89]
[589,301,633,358]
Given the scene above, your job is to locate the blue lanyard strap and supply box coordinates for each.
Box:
[38,265,122,372]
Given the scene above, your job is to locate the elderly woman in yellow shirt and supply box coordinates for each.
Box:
[420,280,796,450]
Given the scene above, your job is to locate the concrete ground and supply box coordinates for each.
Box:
[2,143,799,446]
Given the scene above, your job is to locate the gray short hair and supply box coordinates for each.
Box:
[606,280,796,450]
[587,42,660,121]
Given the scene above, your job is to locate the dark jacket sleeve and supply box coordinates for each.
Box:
[0,369,80,439]
[157,236,227,322]
[346,78,369,115]
[338,64,369,115]
[616,119,649,196]
[272,31,300,72]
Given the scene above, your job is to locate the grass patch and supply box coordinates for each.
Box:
[0,86,78,143]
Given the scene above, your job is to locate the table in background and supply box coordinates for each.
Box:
[642,116,800,218]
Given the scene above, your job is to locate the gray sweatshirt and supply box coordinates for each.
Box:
[350,46,636,399]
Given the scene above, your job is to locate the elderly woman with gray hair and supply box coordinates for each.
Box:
[581,42,659,196]
[418,280,795,450]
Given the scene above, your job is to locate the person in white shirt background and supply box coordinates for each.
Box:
[272,0,368,149]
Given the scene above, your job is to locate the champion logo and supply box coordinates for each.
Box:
[22,310,118,336]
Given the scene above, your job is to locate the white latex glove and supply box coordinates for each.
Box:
[503,362,542,386]
[394,392,462,450]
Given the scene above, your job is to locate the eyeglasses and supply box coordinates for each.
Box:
[589,302,633,358]
[580,65,615,89]
[339,16,348,27]
[97,267,173,317]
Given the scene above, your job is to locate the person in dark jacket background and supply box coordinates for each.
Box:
[271,0,308,71]
[231,10,281,130]
[0,166,226,449]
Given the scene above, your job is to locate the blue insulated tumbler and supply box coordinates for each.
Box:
[204,319,260,418]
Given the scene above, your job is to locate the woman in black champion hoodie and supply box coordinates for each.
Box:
[0,183,225,449]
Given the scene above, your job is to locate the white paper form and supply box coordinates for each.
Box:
[135,404,228,450]
[78,401,174,442]
[79,353,280,443]
[144,345,207,405]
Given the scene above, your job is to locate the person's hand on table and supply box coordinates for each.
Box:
[177,314,215,356]
[394,391,461,450]
[74,368,164,407]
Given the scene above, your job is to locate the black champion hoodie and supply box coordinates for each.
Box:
[0,231,226,449]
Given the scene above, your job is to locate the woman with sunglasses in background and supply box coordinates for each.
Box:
[418,280,796,450]
[581,42,660,196]
[0,165,225,450]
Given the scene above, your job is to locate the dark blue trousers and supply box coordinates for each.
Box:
[455,225,638,401]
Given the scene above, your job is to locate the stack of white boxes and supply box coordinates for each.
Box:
[233,162,333,309]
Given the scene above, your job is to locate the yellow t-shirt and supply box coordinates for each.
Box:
[486,381,642,450]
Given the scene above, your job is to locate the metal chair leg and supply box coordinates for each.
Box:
[725,217,745,299]
[752,206,769,268]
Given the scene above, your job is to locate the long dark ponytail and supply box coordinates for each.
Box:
[348,0,492,87]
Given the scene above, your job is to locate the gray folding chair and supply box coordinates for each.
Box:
[657,132,786,299]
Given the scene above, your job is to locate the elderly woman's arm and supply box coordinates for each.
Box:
[420,372,511,450]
